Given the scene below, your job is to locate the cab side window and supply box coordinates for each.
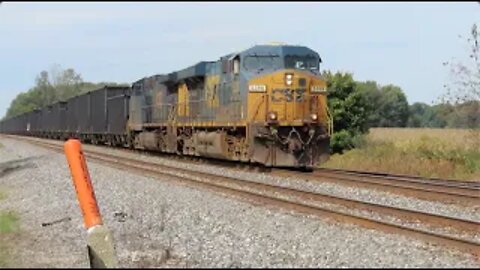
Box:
[233,57,240,75]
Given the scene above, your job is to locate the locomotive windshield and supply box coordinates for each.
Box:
[243,54,319,73]
[243,55,281,72]
[284,55,319,71]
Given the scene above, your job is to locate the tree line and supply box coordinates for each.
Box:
[4,66,128,118]
[324,71,479,153]
[4,66,477,152]
[326,21,479,153]
[6,67,476,128]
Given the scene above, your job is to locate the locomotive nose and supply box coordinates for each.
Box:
[247,69,329,125]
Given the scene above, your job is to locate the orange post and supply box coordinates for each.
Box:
[64,139,103,229]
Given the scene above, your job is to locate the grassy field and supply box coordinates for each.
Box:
[321,128,480,181]
[0,188,19,267]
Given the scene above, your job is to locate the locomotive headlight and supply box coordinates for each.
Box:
[311,85,327,93]
[310,113,318,121]
[285,73,293,86]
[248,84,266,92]
[268,111,278,121]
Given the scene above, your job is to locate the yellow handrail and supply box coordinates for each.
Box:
[326,104,333,136]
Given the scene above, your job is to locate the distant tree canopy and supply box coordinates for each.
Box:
[324,71,412,153]
[356,81,410,128]
[324,71,478,154]
[407,101,480,128]
[324,20,479,153]
[5,66,129,119]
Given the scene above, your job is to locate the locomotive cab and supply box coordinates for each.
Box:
[243,45,332,168]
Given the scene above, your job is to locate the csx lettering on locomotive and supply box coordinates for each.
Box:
[271,88,306,102]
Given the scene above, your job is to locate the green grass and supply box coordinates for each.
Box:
[321,128,480,181]
[0,189,19,267]
[0,211,19,234]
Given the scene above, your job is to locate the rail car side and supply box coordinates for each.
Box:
[0,86,130,146]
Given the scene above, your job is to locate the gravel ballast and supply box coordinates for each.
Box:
[0,136,478,268]
[26,136,480,223]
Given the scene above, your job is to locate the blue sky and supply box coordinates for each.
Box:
[0,2,479,117]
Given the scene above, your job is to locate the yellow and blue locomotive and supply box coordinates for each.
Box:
[0,43,331,168]
[129,43,332,168]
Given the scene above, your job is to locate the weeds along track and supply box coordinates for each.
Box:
[5,135,480,257]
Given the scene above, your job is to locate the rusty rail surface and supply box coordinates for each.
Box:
[301,169,480,206]
[6,135,480,258]
[317,167,480,187]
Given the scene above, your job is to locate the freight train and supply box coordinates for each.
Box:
[0,44,332,169]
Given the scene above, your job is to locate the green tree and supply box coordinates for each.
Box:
[445,101,480,128]
[376,85,410,127]
[52,68,84,100]
[429,103,451,128]
[36,71,56,106]
[407,102,430,127]
[5,65,129,119]
[356,81,409,128]
[356,80,382,128]
[324,71,370,153]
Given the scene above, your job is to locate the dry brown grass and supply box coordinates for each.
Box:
[367,128,480,150]
[321,128,480,181]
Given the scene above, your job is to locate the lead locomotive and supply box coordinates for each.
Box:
[1,43,332,169]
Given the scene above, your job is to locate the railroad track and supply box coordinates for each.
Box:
[141,144,480,206]
[121,140,480,206]
[270,168,480,207]
[6,134,476,207]
[5,135,480,257]
[317,167,480,188]
[83,139,480,206]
